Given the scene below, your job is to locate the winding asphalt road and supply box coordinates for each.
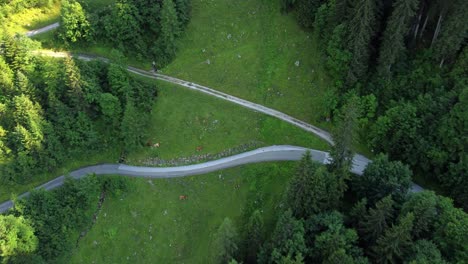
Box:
[0,25,424,213]
[0,146,378,213]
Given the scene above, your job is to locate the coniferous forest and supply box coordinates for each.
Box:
[283,0,467,211]
[0,0,467,263]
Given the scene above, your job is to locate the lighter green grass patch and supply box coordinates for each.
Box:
[164,0,331,125]
[126,77,328,165]
[3,2,61,34]
[70,162,295,263]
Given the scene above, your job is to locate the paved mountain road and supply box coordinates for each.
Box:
[1,146,376,213]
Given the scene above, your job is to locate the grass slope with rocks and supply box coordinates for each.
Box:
[70,162,295,263]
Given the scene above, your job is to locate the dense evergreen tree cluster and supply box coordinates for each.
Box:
[0,34,157,185]
[283,0,468,210]
[0,175,130,263]
[59,0,192,67]
[214,153,468,264]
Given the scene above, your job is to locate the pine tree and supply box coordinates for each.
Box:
[244,210,264,262]
[377,0,419,77]
[359,196,395,243]
[287,153,343,218]
[346,0,377,85]
[107,62,131,103]
[373,213,414,264]
[120,100,142,152]
[432,0,468,67]
[328,96,360,178]
[406,240,446,264]
[214,218,238,264]
[104,0,143,51]
[348,198,367,228]
[63,56,86,111]
[270,210,307,263]
[157,0,180,66]
[314,223,362,261]
[400,191,439,239]
[174,0,192,30]
[0,57,14,95]
[286,152,319,218]
[326,24,352,93]
[296,0,322,29]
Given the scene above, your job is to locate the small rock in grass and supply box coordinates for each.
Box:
[206,59,211,65]
[227,34,232,39]
[295,61,300,67]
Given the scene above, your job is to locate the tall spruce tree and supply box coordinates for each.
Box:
[244,210,264,262]
[328,96,360,178]
[64,56,86,111]
[346,0,377,85]
[269,210,307,263]
[174,0,192,30]
[214,218,239,264]
[286,152,319,218]
[359,196,395,243]
[287,153,343,218]
[120,100,141,152]
[432,0,468,67]
[376,0,419,77]
[373,213,414,264]
[157,0,180,66]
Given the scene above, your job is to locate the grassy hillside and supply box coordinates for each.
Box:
[164,0,331,125]
[2,2,61,34]
[70,162,295,263]
[127,77,328,165]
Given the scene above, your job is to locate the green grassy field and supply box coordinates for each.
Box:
[2,2,61,34]
[127,77,328,164]
[70,162,295,263]
[1,0,114,36]
[164,0,331,125]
